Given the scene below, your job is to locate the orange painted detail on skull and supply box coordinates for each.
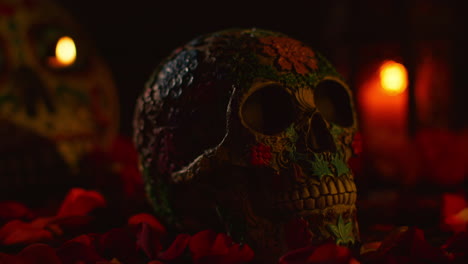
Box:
[259,36,318,75]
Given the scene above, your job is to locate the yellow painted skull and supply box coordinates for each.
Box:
[0,0,118,200]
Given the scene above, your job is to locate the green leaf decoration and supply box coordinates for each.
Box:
[327,215,355,245]
[308,155,332,180]
[331,155,350,176]
[330,124,344,136]
[286,125,299,143]
[285,125,300,162]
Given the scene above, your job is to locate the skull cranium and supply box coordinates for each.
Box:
[133,28,359,262]
[0,0,118,201]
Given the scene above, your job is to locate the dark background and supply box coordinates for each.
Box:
[56,0,468,136]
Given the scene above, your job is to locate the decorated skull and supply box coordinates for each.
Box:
[134,28,359,262]
[0,0,118,200]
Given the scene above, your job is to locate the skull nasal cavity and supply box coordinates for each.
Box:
[13,67,55,116]
[309,114,336,152]
[314,80,353,127]
[241,84,295,135]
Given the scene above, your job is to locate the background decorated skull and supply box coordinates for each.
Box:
[0,0,118,201]
[134,28,359,262]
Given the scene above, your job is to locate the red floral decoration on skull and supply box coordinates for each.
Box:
[250,144,272,166]
[352,132,363,156]
[259,36,318,74]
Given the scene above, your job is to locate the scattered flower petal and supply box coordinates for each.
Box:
[280,243,357,264]
[56,188,106,218]
[136,222,163,259]
[18,243,62,264]
[189,230,217,258]
[0,219,54,245]
[0,201,35,221]
[98,228,139,264]
[158,233,191,261]
[57,240,104,264]
[128,213,166,236]
[189,230,254,264]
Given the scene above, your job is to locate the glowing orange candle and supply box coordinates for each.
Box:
[380,61,408,96]
[358,60,409,178]
[47,36,77,68]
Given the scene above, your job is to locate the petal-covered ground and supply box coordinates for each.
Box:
[1,135,468,264]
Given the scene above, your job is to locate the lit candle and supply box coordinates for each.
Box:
[47,36,77,68]
[358,60,409,178]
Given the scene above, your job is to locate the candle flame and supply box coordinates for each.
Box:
[380,61,407,96]
[55,36,76,66]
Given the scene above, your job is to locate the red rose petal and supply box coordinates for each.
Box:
[128,213,166,236]
[158,233,191,261]
[68,233,101,247]
[279,245,318,264]
[211,233,232,255]
[0,219,53,245]
[367,227,450,263]
[18,243,61,264]
[57,241,104,264]
[99,228,139,263]
[227,243,255,263]
[307,243,353,263]
[50,215,94,231]
[147,261,165,264]
[189,231,254,264]
[56,188,106,218]
[136,222,162,259]
[189,230,217,257]
[0,201,35,221]
[0,253,23,264]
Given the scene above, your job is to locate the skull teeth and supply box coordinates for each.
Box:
[294,200,304,210]
[317,196,326,209]
[328,180,338,195]
[310,185,320,198]
[333,194,340,204]
[300,188,310,198]
[320,182,329,195]
[336,180,346,193]
[282,192,357,210]
[343,178,353,192]
[276,175,357,211]
[304,198,315,209]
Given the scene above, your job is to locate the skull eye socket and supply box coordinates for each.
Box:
[241,84,295,135]
[314,80,354,127]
